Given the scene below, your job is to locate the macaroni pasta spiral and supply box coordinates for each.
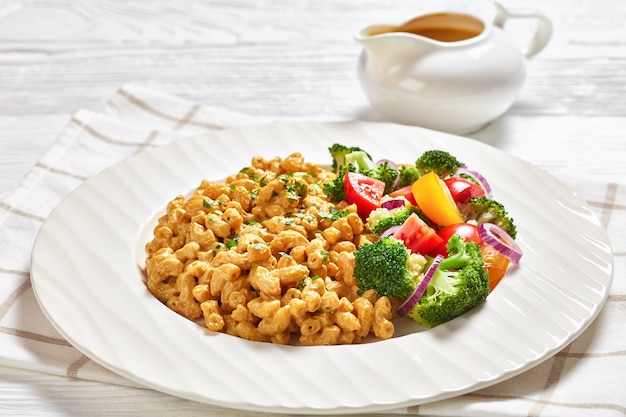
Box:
[145,152,394,345]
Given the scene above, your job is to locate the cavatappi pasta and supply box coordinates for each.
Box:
[144,152,394,345]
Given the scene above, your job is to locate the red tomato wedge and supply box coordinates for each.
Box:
[344,172,385,219]
[393,213,443,255]
[444,177,485,203]
[430,223,482,257]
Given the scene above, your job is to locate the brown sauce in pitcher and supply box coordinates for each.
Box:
[369,12,484,42]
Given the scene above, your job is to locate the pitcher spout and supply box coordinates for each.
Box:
[356,21,450,76]
[356,11,485,45]
[355,29,436,67]
[354,5,548,135]
[355,11,487,71]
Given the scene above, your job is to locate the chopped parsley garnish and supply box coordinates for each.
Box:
[225,236,239,249]
[298,275,323,291]
[319,207,349,221]
[320,250,329,264]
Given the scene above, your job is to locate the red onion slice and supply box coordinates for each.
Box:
[477,223,522,264]
[455,166,493,198]
[376,158,401,190]
[377,225,401,241]
[381,198,405,210]
[375,158,398,170]
[397,255,444,317]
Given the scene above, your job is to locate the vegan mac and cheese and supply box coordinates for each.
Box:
[144,152,394,346]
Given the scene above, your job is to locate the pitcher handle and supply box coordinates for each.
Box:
[493,2,552,59]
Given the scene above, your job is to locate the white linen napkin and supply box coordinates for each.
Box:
[0,84,624,416]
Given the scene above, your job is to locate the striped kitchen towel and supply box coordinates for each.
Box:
[0,84,624,417]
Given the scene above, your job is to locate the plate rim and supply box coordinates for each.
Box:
[30,120,614,414]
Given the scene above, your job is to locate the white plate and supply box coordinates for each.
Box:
[31,121,613,415]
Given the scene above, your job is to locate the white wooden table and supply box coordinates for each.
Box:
[1,1,624,416]
[2,0,625,190]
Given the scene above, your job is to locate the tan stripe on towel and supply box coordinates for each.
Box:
[0,201,46,223]
[77,118,155,148]
[118,86,226,130]
[558,349,626,359]
[527,344,571,417]
[0,326,73,346]
[0,279,31,321]
[67,354,91,378]
[35,162,89,181]
[468,392,626,415]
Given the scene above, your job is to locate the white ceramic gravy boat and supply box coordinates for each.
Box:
[356,2,552,135]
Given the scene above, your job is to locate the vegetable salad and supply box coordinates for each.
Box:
[324,144,522,327]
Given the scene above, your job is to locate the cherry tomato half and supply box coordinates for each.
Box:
[344,172,386,219]
[430,223,482,257]
[444,177,485,203]
[393,213,443,255]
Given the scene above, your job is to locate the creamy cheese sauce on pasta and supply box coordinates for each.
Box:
[144,152,394,345]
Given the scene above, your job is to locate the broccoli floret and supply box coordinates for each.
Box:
[353,236,427,300]
[366,204,429,235]
[344,150,378,171]
[407,234,490,328]
[354,234,490,329]
[322,164,353,202]
[415,149,464,178]
[365,161,399,194]
[324,146,399,200]
[344,151,399,194]
[328,144,370,174]
[397,165,420,188]
[458,196,517,239]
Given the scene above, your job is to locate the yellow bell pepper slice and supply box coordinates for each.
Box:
[411,171,463,227]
